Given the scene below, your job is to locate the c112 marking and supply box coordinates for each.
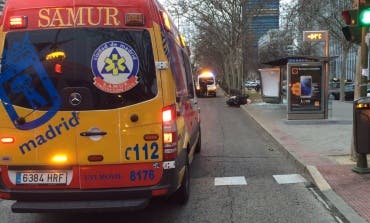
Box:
[125,142,159,161]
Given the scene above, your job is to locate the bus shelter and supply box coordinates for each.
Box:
[262,56,337,120]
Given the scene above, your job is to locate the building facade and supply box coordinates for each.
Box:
[245,0,280,48]
[243,0,280,78]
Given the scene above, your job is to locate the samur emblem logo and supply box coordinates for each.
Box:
[91,41,139,93]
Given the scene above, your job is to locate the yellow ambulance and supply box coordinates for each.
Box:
[0,0,201,213]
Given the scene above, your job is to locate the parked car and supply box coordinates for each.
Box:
[329,82,340,100]
[367,84,370,97]
[329,82,355,100]
[244,80,260,91]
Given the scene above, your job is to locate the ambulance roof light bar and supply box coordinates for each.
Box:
[9,16,28,29]
[199,71,215,78]
[125,13,145,26]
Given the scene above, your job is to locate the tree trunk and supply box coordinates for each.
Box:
[340,42,350,102]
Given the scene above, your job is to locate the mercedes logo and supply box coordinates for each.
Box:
[69,92,82,106]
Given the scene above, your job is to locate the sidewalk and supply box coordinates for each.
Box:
[243,100,370,223]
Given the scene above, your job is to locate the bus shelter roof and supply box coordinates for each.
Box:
[262,55,338,67]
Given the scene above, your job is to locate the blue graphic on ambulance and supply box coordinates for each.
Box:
[0,35,61,130]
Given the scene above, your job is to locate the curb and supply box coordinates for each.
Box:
[306,166,331,191]
[306,166,367,223]
[241,104,367,223]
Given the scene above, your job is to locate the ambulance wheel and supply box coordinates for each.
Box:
[173,162,190,205]
[195,128,201,153]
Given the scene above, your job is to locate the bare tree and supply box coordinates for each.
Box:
[258,29,295,64]
[166,0,278,93]
[184,0,245,92]
[283,0,355,101]
[165,0,354,96]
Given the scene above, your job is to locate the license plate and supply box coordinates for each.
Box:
[16,172,68,185]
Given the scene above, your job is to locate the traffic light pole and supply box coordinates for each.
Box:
[302,31,329,119]
[325,33,329,119]
[352,26,370,173]
[360,27,368,74]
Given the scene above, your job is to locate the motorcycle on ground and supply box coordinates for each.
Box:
[226,94,249,107]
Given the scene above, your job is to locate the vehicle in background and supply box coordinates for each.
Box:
[344,83,355,100]
[329,82,355,100]
[367,84,370,97]
[329,82,340,100]
[196,71,217,97]
[245,80,261,91]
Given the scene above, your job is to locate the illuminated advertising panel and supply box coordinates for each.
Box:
[287,62,324,117]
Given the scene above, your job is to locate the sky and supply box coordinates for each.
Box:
[158,0,166,6]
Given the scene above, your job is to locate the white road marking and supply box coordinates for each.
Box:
[214,176,247,186]
[273,174,307,184]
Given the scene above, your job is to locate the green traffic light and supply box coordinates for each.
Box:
[360,8,370,26]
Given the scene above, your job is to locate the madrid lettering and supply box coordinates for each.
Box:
[19,112,80,155]
[38,7,120,28]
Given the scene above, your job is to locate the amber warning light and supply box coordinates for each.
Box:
[356,103,370,109]
[52,154,68,164]
[161,11,171,31]
[125,13,145,26]
[45,51,66,61]
[9,16,28,29]
[1,137,14,144]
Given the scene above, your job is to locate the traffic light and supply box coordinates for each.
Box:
[359,7,370,26]
[342,1,370,43]
[342,9,358,26]
[342,26,361,44]
[342,9,361,44]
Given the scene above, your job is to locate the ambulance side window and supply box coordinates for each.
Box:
[166,35,188,98]
[181,51,194,99]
